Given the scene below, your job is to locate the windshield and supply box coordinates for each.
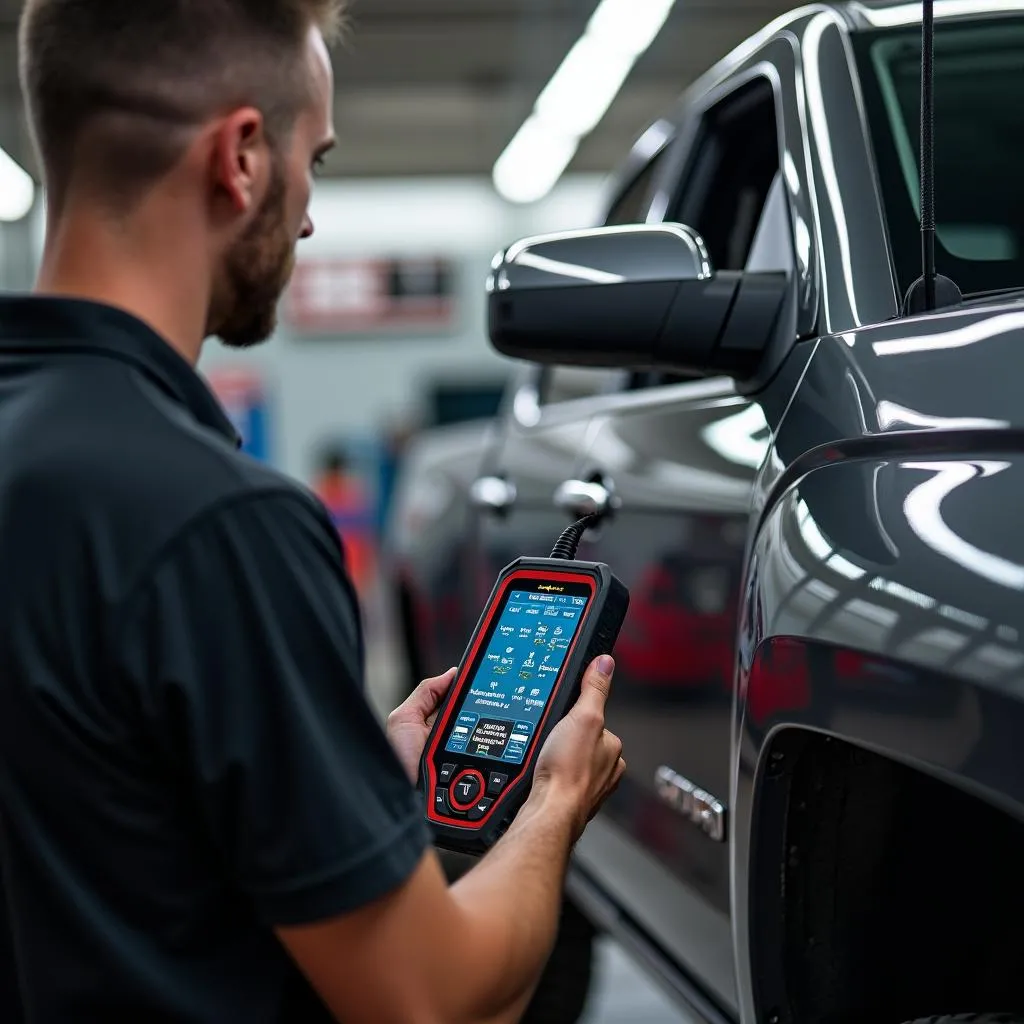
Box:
[853,18,1024,299]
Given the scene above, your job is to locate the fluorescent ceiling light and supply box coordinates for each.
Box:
[493,115,579,205]
[587,0,676,57]
[535,37,635,138]
[0,147,35,222]
[494,0,678,204]
[512,251,626,285]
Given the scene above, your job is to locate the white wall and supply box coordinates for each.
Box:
[10,174,611,483]
[198,174,610,482]
[0,198,42,292]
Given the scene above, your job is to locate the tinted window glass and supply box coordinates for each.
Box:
[604,150,666,226]
[671,77,780,271]
[854,20,1024,298]
[628,77,781,390]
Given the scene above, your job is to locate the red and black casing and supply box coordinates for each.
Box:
[419,557,629,855]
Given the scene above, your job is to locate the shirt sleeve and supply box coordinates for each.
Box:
[116,489,429,927]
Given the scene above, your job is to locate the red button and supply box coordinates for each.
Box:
[449,769,485,811]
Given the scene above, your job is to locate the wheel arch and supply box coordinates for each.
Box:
[742,721,1024,1024]
[731,444,1024,1022]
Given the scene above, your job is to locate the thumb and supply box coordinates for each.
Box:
[572,655,615,718]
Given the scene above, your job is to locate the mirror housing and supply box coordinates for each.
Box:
[487,224,789,381]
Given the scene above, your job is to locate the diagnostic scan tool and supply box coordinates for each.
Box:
[419,518,629,855]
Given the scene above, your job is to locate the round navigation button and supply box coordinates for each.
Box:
[449,769,485,811]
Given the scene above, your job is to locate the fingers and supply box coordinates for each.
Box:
[600,728,623,769]
[572,656,615,722]
[587,757,627,823]
[600,736,624,792]
[426,666,458,692]
[407,667,457,718]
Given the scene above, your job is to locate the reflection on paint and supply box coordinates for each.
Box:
[903,461,1024,591]
[876,400,1008,431]
[873,311,1024,357]
[700,404,770,470]
[513,384,541,427]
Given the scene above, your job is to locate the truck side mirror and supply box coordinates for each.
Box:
[487,223,789,382]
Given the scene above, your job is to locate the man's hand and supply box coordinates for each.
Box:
[387,667,457,783]
[531,655,625,841]
[281,657,624,1024]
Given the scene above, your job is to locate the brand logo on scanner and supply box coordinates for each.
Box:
[537,585,565,593]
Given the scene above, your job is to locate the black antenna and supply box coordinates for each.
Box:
[902,0,962,314]
[920,0,937,310]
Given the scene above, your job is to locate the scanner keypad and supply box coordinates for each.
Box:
[435,763,511,821]
[449,769,484,810]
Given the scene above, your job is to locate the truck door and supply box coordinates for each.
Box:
[569,72,796,1013]
[468,367,622,611]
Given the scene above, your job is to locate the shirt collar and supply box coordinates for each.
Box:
[0,295,241,448]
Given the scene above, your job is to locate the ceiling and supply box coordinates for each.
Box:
[0,0,794,183]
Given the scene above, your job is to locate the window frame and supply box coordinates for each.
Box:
[530,54,808,413]
[668,70,789,271]
[625,68,794,394]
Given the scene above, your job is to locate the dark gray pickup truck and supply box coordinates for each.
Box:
[385,3,1024,1022]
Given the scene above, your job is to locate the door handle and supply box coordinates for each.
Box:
[553,479,618,518]
[470,475,517,514]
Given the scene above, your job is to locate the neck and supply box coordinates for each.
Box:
[34,195,211,366]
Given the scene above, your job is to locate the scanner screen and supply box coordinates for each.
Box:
[445,585,590,765]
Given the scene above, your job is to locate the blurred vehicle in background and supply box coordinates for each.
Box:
[384,3,1024,1022]
[385,419,492,685]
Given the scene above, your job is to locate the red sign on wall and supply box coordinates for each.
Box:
[283,257,456,335]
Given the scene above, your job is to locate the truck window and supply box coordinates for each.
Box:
[629,75,785,391]
[604,148,667,226]
[853,18,1024,298]
[671,76,781,272]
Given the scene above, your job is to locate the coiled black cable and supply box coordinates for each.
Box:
[549,514,601,561]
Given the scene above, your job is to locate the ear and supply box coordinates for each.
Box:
[209,107,271,214]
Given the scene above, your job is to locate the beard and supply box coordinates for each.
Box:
[207,164,297,349]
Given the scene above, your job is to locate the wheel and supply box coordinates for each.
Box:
[520,897,597,1024]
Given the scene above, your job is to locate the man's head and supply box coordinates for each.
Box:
[19,0,343,348]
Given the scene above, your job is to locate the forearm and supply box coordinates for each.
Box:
[445,785,579,1023]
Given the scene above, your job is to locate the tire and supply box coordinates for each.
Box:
[904,1016,1024,1024]
[520,897,597,1024]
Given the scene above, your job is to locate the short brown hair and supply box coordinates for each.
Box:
[19,0,345,210]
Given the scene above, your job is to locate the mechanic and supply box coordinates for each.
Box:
[0,2,626,1022]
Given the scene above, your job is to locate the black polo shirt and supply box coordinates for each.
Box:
[0,296,429,1022]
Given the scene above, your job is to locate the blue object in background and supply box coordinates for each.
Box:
[239,400,269,462]
[207,368,271,463]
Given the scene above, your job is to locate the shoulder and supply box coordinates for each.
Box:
[15,361,337,606]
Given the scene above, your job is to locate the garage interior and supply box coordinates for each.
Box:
[4,3,1019,1024]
